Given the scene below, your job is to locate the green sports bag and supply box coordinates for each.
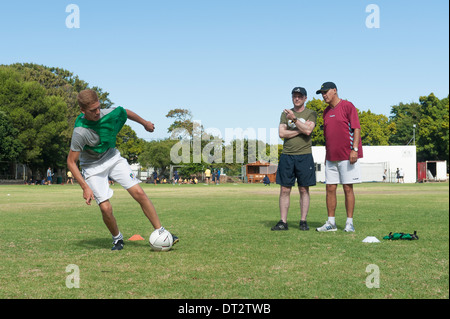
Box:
[383,231,419,240]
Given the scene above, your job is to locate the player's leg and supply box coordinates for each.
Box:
[108,157,162,229]
[339,160,361,232]
[296,154,316,230]
[298,186,310,230]
[126,184,161,229]
[342,184,355,232]
[343,184,355,219]
[325,160,340,218]
[326,184,338,217]
[314,184,338,232]
[98,200,124,250]
[316,160,339,232]
[273,154,295,230]
[279,186,292,223]
[110,157,179,244]
[127,184,178,244]
[83,166,122,249]
[99,200,119,236]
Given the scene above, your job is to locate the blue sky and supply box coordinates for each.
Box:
[1,0,448,143]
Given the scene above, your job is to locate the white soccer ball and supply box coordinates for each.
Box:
[149,228,173,251]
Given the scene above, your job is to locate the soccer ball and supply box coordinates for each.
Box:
[149,228,173,251]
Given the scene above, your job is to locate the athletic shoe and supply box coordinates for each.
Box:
[111,239,124,251]
[299,220,309,231]
[316,221,337,232]
[344,222,355,232]
[172,234,179,245]
[271,220,288,231]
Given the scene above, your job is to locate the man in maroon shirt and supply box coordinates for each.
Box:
[315,82,362,232]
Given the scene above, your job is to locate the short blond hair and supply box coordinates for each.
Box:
[77,89,99,110]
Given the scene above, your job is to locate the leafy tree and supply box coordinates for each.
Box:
[416,93,449,162]
[305,98,327,146]
[116,124,145,164]
[0,68,68,174]
[139,139,178,176]
[389,102,421,146]
[166,108,195,138]
[389,93,449,165]
[359,110,395,145]
[0,63,145,176]
[0,111,23,162]
[6,63,113,142]
[224,138,270,165]
[165,108,214,176]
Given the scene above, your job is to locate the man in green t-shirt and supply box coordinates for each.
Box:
[271,87,317,231]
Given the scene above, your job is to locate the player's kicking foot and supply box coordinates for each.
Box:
[316,221,337,232]
[172,234,179,245]
[111,239,124,250]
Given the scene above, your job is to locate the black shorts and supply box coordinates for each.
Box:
[276,153,316,187]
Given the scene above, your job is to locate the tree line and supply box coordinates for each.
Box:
[0,63,448,179]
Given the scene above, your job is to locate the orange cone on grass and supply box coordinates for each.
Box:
[128,234,144,241]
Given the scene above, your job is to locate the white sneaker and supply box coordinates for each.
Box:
[344,222,355,232]
[316,221,337,232]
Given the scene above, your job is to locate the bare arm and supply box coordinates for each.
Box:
[296,120,315,136]
[67,150,95,205]
[126,109,155,132]
[349,128,361,164]
[279,109,316,138]
[279,123,300,139]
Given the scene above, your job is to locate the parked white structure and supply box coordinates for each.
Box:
[312,145,417,183]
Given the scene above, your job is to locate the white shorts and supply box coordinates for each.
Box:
[81,150,141,204]
[325,160,362,185]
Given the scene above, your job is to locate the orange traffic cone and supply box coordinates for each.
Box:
[128,234,144,241]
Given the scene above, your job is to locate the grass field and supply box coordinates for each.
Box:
[0,182,448,299]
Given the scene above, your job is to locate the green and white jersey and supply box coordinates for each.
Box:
[70,107,127,167]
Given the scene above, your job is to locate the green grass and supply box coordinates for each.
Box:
[0,182,448,299]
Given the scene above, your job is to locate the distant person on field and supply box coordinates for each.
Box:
[205,168,211,184]
[152,171,158,185]
[173,170,179,184]
[67,89,178,250]
[47,167,53,185]
[67,170,74,185]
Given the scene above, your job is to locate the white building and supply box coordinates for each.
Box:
[131,145,418,184]
[312,145,417,183]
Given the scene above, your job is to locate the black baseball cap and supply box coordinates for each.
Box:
[316,82,337,94]
[291,87,307,96]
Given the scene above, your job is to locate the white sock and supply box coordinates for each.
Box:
[155,226,165,234]
[328,217,336,225]
[346,218,353,225]
[112,232,123,242]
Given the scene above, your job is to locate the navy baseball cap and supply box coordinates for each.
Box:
[291,87,307,96]
[316,82,337,94]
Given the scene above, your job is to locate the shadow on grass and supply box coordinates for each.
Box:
[260,219,324,230]
[77,237,146,249]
